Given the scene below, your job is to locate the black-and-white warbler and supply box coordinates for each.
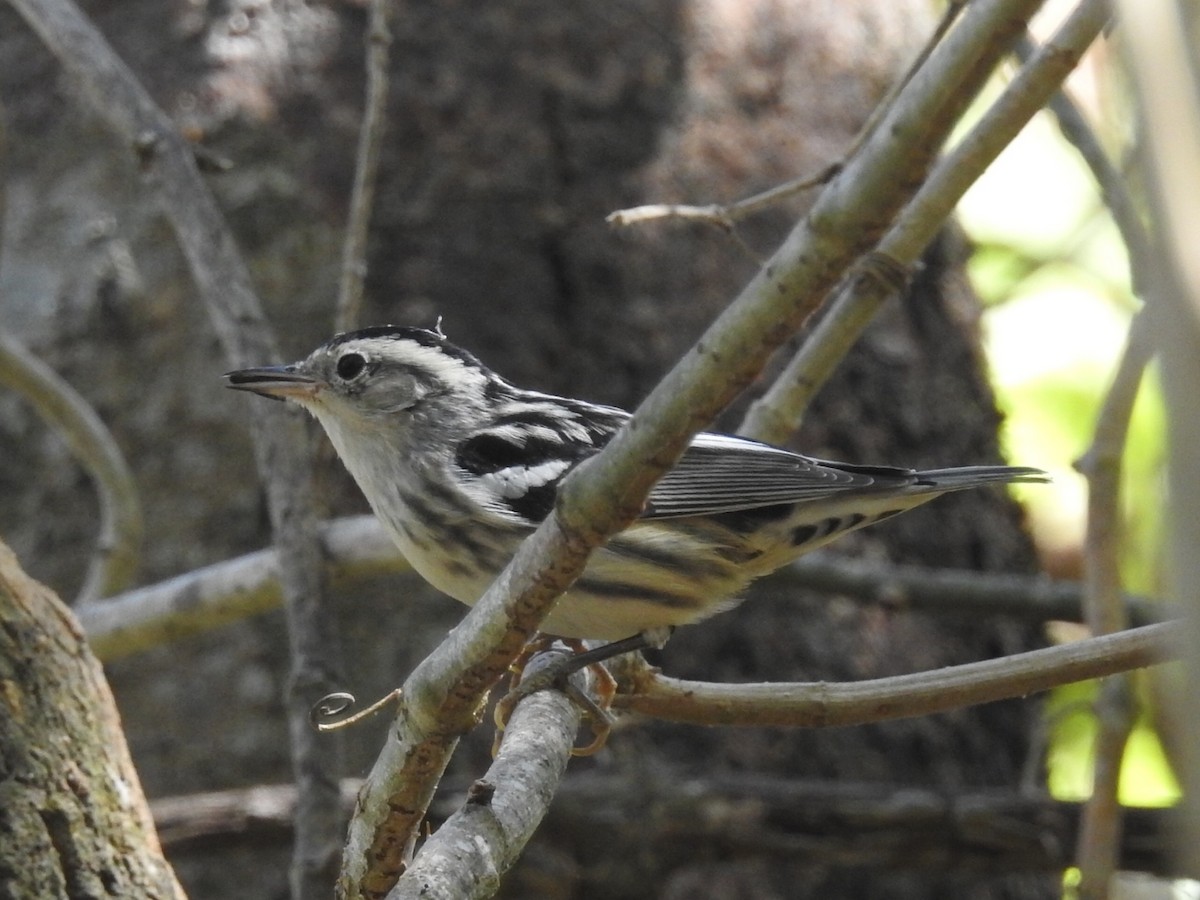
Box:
[226,325,1046,642]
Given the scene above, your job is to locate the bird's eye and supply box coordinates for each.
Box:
[335,352,367,381]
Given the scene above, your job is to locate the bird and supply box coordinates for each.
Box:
[225,324,1046,644]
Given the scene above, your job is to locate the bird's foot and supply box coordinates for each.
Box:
[493,632,661,756]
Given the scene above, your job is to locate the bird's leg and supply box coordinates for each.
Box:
[493,630,669,756]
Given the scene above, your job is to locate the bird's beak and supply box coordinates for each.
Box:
[223,365,321,402]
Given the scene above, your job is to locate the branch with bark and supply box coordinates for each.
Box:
[615,623,1170,727]
[740,0,1110,440]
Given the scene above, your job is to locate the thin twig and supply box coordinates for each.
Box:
[606,1,969,230]
[606,172,835,230]
[334,0,393,334]
[0,331,143,603]
[615,622,1172,727]
[741,0,1112,441]
[7,2,345,896]
[1074,310,1153,898]
[1013,32,1153,292]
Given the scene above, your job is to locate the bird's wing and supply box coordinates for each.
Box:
[642,432,921,519]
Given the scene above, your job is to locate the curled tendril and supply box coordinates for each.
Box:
[310,689,403,732]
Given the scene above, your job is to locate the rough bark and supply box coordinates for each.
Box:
[0,539,185,899]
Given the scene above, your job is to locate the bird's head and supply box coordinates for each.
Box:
[224,325,498,441]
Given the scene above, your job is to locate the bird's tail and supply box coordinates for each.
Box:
[914,465,1049,491]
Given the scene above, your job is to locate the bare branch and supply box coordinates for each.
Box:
[335,0,394,334]
[79,517,393,660]
[1074,310,1153,896]
[615,623,1173,727]
[1013,33,1153,292]
[0,330,143,603]
[741,0,1112,442]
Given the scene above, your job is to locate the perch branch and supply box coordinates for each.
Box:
[387,657,585,899]
[615,622,1172,727]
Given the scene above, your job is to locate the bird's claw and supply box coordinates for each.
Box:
[492,637,618,757]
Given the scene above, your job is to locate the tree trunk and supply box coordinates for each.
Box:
[0,540,185,899]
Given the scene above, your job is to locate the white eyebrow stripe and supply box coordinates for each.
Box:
[341,337,489,388]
